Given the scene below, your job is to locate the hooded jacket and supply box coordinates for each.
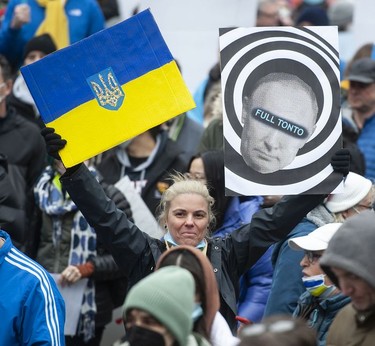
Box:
[320,211,375,345]
[326,304,375,346]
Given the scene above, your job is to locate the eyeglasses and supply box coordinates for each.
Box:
[352,204,374,214]
[304,251,322,264]
[240,320,296,337]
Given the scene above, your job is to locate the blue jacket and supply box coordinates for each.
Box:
[264,205,334,317]
[293,291,351,346]
[264,217,318,317]
[214,196,274,323]
[355,115,375,180]
[342,110,375,180]
[0,230,65,345]
[0,0,105,69]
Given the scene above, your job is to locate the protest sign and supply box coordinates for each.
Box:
[22,9,195,167]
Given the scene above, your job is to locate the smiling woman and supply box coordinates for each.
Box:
[158,173,214,248]
[41,124,349,335]
[58,161,327,334]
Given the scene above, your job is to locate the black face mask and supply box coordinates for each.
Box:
[126,325,166,346]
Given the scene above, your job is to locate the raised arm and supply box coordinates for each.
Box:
[40,128,155,275]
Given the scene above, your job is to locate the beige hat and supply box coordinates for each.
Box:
[325,172,373,213]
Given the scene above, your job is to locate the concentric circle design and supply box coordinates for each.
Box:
[219,27,342,195]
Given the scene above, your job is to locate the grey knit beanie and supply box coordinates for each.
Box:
[320,210,375,288]
[123,266,194,346]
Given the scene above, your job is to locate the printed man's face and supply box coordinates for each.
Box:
[240,76,317,174]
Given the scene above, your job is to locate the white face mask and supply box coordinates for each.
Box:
[302,274,335,297]
[12,74,37,108]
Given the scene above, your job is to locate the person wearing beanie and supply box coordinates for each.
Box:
[325,172,374,221]
[288,223,351,346]
[264,172,373,318]
[7,33,57,128]
[22,33,57,63]
[123,266,210,346]
[156,245,238,346]
[320,211,375,345]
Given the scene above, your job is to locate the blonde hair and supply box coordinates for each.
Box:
[157,173,216,232]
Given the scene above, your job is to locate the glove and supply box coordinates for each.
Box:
[75,262,95,278]
[40,127,67,160]
[103,183,133,221]
[331,148,351,177]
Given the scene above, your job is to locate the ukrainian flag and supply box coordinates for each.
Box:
[21,9,195,167]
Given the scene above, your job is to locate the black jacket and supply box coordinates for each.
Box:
[61,164,325,332]
[0,155,26,245]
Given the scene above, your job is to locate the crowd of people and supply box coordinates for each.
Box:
[1,0,375,346]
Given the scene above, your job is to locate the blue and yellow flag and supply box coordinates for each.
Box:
[21,9,195,167]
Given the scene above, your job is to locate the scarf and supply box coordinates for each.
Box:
[34,165,97,341]
[35,0,69,49]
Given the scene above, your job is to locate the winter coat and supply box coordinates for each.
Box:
[326,304,375,346]
[0,106,46,255]
[342,109,375,179]
[293,291,351,346]
[0,230,65,345]
[264,205,334,317]
[0,155,26,246]
[61,163,325,332]
[215,196,274,323]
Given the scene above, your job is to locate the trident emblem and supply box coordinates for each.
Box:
[87,67,124,110]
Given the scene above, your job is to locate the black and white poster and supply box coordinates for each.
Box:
[220,26,343,195]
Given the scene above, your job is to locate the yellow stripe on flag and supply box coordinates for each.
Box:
[48,61,195,167]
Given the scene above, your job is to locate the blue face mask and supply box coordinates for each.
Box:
[303,0,324,4]
[192,303,203,322]
[302,274,335,297]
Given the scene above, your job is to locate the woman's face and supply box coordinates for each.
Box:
[166,193,209,247]
[189,157,206,183]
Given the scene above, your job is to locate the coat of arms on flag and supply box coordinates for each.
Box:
[21,9,195,167]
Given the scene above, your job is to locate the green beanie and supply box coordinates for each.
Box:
[123,266,195,346]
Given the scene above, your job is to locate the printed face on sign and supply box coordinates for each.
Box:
[240,73,318,174]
